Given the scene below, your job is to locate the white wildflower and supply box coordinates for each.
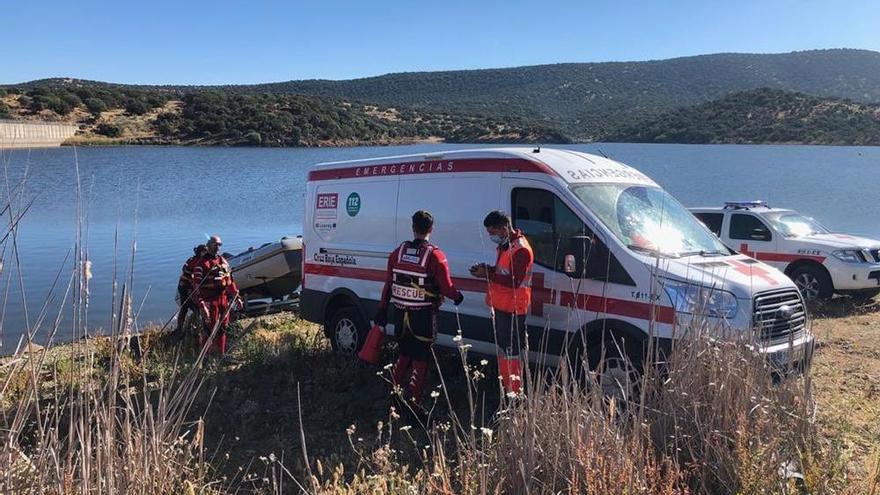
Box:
[400,425,412,432]
[480,427,494,440]
[452,334,462,342]
[480,359,489,366]
[430,390,440,398]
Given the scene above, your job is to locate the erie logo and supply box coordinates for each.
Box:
[316,193,338,209]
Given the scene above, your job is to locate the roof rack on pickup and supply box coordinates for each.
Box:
[723,200,769,210]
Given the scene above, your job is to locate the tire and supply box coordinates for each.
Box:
[588,334,645,405]
[567,330,645,404]
[850,288,880,302]
[790,264,833,302]
[326,306,368,355]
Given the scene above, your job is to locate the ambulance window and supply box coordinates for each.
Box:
[730,214,772,241]
[512,188,634,285]
[694,212,724,237]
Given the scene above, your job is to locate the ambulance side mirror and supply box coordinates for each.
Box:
[564,235,593,278]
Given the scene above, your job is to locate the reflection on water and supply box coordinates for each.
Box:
[1,143,878,349]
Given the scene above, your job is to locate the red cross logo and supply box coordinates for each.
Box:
[739,243,756,258]
[727,258,779,286]
[529,272,554,317]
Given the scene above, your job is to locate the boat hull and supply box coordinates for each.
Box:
[229,236,302,300]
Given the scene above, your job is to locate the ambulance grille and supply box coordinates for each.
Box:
[753,288,806,344]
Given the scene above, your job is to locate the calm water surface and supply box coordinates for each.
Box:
[1,143,877,350]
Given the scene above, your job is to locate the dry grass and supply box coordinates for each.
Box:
[3,302,878,493]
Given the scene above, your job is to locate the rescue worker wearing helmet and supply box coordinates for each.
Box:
[470,210,534,395]
[375,210,464,408]
[172,244,208,341]
[192,235,240,355]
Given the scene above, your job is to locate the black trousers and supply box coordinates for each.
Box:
[494,310,527,357]
[391,306,438,362]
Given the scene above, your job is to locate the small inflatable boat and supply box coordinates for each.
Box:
[228,236,303,300]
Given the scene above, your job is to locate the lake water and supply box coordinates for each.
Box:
[1,143,878,351]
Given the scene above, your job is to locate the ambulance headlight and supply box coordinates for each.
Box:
[661,279,738,319]
[831,249,865,264]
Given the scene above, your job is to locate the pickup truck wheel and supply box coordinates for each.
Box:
[791,265,833,302]
[327,306,367,355]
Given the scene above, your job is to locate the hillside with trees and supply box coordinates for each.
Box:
[5,49,880,146]
[197,49,880,139]
[0,84,569,146]
[605,88,880,145]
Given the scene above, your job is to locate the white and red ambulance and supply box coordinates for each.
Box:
[691,202,880,302]
[300,148,813,377]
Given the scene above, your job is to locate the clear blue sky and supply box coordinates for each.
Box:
[2,0,879,85]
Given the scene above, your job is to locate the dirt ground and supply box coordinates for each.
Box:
[810,297,880,485]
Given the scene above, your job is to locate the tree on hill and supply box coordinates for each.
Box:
[85,97,107,114]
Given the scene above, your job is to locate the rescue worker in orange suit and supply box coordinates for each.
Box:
[375,210,464,407]
[192,235,240,355]
[470,210,534,395]
[173,244,207,340]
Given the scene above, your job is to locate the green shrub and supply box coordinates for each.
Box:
[85,97,107,114]
[244,130,262,145]
[124,99,150,116]
[96,123,122,137]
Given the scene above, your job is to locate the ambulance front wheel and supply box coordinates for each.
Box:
[327,306,368,355]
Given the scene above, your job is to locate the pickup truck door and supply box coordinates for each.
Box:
[728,212,781,269]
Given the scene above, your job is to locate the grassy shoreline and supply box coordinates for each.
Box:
[3,297,879,492]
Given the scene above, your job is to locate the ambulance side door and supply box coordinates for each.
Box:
[395,173,501,328]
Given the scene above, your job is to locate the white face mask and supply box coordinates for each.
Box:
[489,233,506,245]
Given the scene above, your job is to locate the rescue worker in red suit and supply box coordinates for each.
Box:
[375,210,464,408]
[173,244,207,340]
[470,210,534,395]
[192,235,240,355]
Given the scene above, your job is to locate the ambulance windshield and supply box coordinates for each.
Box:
[571,184,729,257]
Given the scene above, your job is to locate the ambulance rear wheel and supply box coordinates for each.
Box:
[327,306,367,355]
[791,265,832,302]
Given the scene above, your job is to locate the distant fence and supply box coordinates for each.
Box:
[0,120,79,148]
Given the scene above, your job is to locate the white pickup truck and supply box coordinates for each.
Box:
[690,202,880,302]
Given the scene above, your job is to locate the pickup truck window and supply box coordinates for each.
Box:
[730,214,772,241]
[694,212,724,237]
[512,188,634,285]
[765,212,828,237]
